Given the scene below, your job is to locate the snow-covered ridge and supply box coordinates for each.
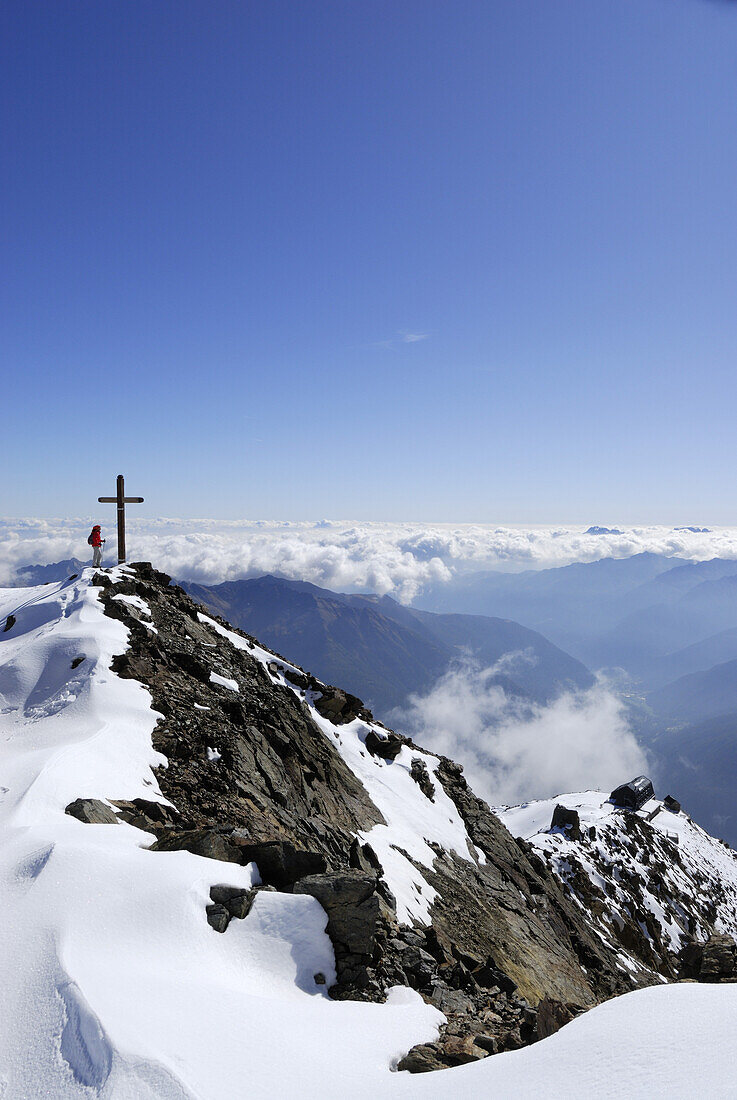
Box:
[500,791,737,977]
[0,571,443,1097]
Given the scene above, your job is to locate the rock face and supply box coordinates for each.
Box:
[679,934,737,982]
[92,564,651,1071]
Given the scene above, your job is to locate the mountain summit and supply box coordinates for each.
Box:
[1,564,736,1097]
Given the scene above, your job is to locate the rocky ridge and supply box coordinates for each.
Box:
[74,564,660,1071]
[500,792,737,983]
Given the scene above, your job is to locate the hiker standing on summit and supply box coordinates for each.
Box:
[88,525,105,568]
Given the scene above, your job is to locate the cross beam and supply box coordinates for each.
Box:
[98,474,144,564]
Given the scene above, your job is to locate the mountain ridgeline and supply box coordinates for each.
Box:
[181,574,594,719]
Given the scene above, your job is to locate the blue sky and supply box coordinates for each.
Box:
[3,0,737,523]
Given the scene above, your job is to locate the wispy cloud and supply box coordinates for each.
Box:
[400,332,428,343]
[373,330,429,350]
[393,658,648,807]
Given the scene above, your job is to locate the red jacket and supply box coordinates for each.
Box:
[90,527,102,547]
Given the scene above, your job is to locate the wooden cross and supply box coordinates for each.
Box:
[98,474,144,565]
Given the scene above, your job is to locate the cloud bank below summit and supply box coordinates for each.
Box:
[2,518,736,601]
[394,660,648,808]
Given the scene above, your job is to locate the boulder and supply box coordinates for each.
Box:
[210,883,247,905]
[663,795,682,815]
[314,687,365,725]
[151,828,242,864]
[294,871,380,957]
[678,941,703,980]
[283,667,309,690]
[364,729,404,761]
[550,804,581,841]
[206,903,231,933]
[679,934,737,982]
[110,798,179,831]
[3,614,16,633]
[210,884,257,919]
[410,758,436,800]
[65,798,119,825]
[437,1035,481,1066]
[472,1034,498,1054]
[396,1043,446,1073]
[227,893,254,919]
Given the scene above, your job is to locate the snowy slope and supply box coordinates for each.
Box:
[2,571,737,1098]
[0,572,444,1097]
[500,791,737,976]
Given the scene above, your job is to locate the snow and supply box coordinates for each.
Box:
[3,575,737,1098]
[209,670,239,692]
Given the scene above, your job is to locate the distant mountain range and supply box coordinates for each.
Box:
[417,552,737,682]
[181,574,595,718]
[649,659,737,724]
[648,715,737,843]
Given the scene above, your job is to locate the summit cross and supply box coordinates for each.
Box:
[98,474,144,565]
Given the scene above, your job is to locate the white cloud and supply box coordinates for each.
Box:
[400,332,428,343]
[393,659,648,807]
[1,518,736,601]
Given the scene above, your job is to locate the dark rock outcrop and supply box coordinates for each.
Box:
[295,871,382,992]
[536,996,581,1039]
[410,758,436,801]
[365,729,405,761]
[551,804,581,841]
[206,903,231,933]
[65,798,119,825]
[111,798,179,831]
[314,687,368,726]
[679,934,737,982]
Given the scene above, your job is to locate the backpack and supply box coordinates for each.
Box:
[87,532,94,546]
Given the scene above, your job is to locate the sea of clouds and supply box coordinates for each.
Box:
[1,517,736,601]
